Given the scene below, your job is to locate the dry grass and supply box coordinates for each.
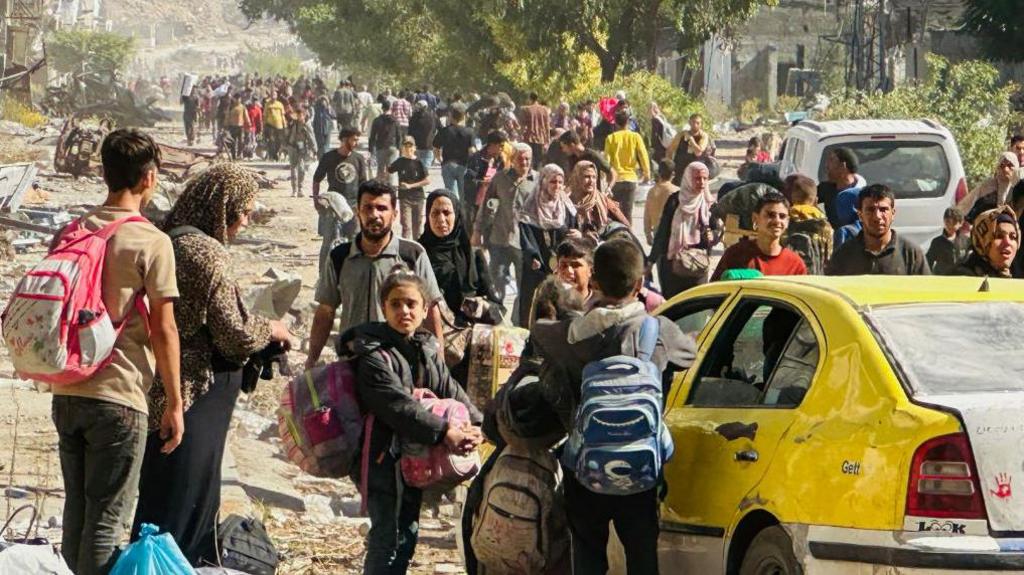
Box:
[0,98,47,129]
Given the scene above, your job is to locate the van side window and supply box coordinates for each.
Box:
[687,300,819,408]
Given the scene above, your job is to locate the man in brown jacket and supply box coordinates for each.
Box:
[519,92,551,168]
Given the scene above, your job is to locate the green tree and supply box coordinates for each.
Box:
[47,30,135,76]
[509,0,776,82]
[239,0,774,92]
[961,0,1023,62]
[823,56,1016,185]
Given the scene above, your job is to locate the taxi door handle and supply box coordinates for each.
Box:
[734,449,759,462]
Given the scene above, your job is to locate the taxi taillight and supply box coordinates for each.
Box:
[906,433,987,520]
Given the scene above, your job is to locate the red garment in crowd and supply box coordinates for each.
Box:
[710,238,807,281]
[247,105,263,134]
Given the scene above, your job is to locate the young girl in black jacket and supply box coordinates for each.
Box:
[338,266,484,575]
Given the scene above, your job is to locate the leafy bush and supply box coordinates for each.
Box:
[823,55,1015,185]
[568,70,706,137]
[738,98,762,124]
[0,97,47,129]
[48,30,134,75]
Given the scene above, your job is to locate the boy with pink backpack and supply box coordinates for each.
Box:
[337,266,483,575]
[2,129,183,574]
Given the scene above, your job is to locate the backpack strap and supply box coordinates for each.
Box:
[94,215,150,241]
[636,316,660,363]
[167,225,205,240]
[331,239,420,281]
[329,242,353,281]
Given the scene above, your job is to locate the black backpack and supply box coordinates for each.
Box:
[216,514,279,575]
[328,239,420,280]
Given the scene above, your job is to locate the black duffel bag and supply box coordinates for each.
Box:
[216,515,279,575]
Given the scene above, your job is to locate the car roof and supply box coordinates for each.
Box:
[677,276,1024,308]
[789,119,950,138]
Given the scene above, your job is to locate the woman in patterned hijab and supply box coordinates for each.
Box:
[957,205,1020,277]
[135,162,292,565]
[163,162,259,243]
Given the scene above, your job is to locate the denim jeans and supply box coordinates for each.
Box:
[415,149,434,174]
[488,245,523,325]
[364,453,423,575]
[441,161,467,201]
[53,396,147,575]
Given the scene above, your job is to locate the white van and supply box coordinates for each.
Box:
[778,119,966,247]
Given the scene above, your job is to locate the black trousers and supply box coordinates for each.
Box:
[564,472,660,575]
[132,370,243,566]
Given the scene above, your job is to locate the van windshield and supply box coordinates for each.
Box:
[818,141,950,200]
[866,302,1024,394]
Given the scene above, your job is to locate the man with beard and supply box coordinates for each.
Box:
[305,180,445,369]
[826,184,930,276]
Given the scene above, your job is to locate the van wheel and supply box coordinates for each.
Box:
[739,526,802,575]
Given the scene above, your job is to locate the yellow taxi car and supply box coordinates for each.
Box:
[655,275,1024,574]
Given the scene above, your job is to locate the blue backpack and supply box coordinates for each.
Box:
[565,316,674,495]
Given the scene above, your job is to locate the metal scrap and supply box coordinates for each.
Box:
[0,163,38,212]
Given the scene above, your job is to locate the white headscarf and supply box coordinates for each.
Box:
[521,164,575,229]
[667,162,713,259]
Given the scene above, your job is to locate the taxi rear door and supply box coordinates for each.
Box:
[660,291,824,572]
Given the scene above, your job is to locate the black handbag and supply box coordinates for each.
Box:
[215,515,279,575]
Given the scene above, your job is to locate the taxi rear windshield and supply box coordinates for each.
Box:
[867,302,1024,394]
[817,141,950,200]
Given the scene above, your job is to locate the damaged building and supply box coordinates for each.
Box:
[658,0,988,110]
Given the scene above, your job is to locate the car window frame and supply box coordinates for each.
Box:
[684,296,823,410]
[660,295,730,345]
[815,140,951,200]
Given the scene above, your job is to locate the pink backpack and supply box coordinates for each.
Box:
[2,215,149,385]
[278,361,365,478]
[399,388,480,490]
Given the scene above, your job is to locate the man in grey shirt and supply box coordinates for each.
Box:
[305,180,444,368]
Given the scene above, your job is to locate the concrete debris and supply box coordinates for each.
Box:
[245,268,302,320]
[0,163,38,212]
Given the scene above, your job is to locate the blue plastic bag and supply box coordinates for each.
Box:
[108,523,195,575]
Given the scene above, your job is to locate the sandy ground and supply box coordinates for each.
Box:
[0,118,749,574]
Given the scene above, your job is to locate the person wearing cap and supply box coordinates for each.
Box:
[369,99,402,184]
[408,100,438,172]
[389,136,431,239]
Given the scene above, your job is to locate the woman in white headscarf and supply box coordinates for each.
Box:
[650,161,716,298]
[957,151,1021,222]
[517,163,578,325]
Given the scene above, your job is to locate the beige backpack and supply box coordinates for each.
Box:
[471,445,569,574]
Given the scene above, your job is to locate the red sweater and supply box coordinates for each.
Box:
[711,238,807,281]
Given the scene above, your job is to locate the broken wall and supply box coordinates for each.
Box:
[730,0,842,108]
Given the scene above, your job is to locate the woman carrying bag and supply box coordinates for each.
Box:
[650,161,717,298]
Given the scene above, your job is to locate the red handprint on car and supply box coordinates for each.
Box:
[991,473,1012,500]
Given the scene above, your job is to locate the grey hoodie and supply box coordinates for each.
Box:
[530,302,697,430]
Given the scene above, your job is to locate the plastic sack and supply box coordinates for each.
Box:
[108,523,195,575]
[0,543,74,574]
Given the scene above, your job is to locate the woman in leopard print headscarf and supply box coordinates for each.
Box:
[133,162,292,565]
